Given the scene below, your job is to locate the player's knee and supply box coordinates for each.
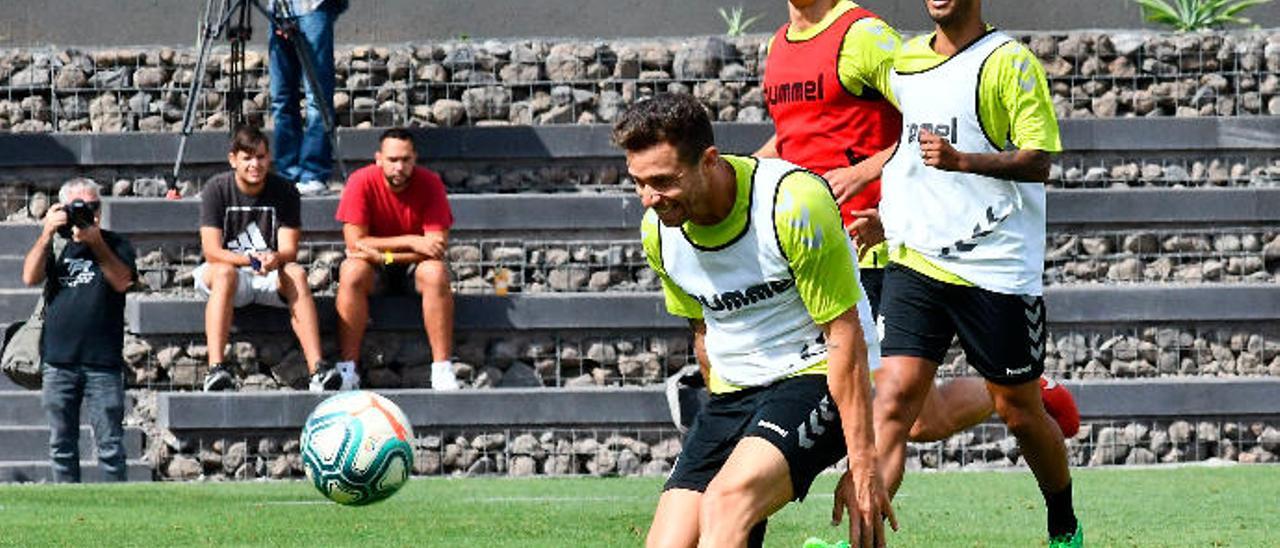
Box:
[206,262,238,288]
[281,262,306,280]
[992,396,1040,436]
[700,480,755,525]
[908,416,949,443]
[415,260,449,291]
[338,258,374,292]
[873,374,920,424]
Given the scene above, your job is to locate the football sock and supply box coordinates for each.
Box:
[1043,481,1078,538]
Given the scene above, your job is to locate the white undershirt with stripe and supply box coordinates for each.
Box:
[880,30,1046,296]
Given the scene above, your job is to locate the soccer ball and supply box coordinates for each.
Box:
[301,391,415,505]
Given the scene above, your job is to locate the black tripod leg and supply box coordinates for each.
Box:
[171,0,242,198]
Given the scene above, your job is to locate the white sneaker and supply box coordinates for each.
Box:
[431,361,460,391]
[336,361,361,391]
[296,180,327,196]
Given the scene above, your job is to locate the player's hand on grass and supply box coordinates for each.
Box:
[823,165,875,207]
[845,209,884,259]
[832,459,897,548]
[919,128,965,172]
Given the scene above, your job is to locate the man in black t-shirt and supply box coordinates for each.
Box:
[195,126,335,391]
[21,178,136,482]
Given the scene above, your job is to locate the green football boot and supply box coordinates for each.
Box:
[1049,523,1084,548]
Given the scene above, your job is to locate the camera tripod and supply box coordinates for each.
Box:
[169,0,346,199]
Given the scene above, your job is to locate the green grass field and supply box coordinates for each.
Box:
[0,465,1275,547]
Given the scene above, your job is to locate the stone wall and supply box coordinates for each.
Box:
[0,31,1277,134]
[108,230,1280,299]
[143,418,1280,481]
[119,321,1280,391]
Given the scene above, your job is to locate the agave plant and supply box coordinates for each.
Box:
[717,5,764,37]
[1132,0,1272,31]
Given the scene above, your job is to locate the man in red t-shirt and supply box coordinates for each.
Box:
[334,128,458,390]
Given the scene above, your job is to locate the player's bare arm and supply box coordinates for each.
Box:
[918,128,1051,182]
[689,319,711,386]
[824,146,896,206]
[824,306,897,548]
[200,226,252,267]
[342,223,437,264]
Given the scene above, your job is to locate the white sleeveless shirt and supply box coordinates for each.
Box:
[658,158,831,388]
[880,30,1046,296]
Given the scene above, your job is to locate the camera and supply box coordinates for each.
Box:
[67,200,98,229]
[57,199,99,238]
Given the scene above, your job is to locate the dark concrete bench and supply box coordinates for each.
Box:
[126,293,683,335]
[154,378,1280,432]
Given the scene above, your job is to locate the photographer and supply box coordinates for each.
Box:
[21,178,136,483]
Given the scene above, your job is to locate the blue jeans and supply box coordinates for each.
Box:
[269,3,338,184]
[41,364,127,483]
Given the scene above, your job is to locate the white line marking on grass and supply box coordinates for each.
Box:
[256,500,331,506]
[469,496,647,503]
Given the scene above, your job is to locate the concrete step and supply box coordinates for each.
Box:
[124,284,1280,336]
[126,292,682,335]
[155,378,1280,432]
[102,194,646,236]
[0,120,1275,171]
[0,391,135,426]
[0,425,144,461]
[0,365,20,390]
[0,288,41,327]
[98,189,1280,239]
[0,256,27,289]
[0,224,40,256]
[0,459,152,483]
[158,387,672,431]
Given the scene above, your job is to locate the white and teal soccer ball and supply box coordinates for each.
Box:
[301,391,415,505]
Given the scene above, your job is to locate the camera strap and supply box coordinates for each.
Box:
[38,234,69,319]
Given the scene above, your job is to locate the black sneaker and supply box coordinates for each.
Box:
[309,360,341,392]
[202,364,235,392]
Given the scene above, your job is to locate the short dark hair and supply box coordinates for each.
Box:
[379,127,416,147]
[229,125,269,155]
[611,93,714,166]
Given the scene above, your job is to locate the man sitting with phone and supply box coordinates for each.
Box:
[195,125,333,392]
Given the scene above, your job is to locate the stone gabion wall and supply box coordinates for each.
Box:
[112,229,1280,298]
[909,419,1280,470]
[145,418,1280,481]
[154,428,683,481]
[122,330,695,391]
[119,322,1280,391]
[949,325,1280,379]
[1045,229,1280,285]
[0,30,1277,134]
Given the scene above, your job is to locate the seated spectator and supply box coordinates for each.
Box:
[334,128,458,390]
[196,125,335,391]
[22,178,136,482]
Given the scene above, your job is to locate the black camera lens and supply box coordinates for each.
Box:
[66,199,98,229]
